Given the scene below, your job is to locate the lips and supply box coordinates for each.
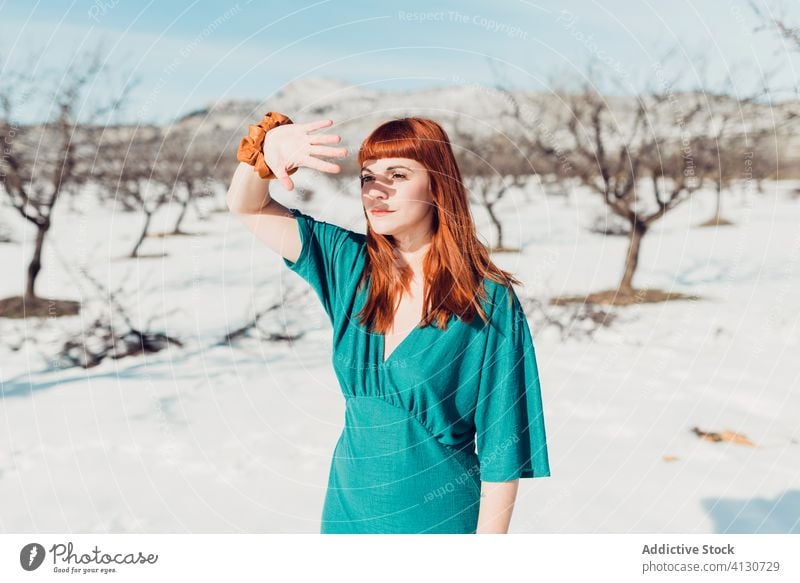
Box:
[370,208,395,215]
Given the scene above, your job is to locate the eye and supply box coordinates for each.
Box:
[360,172,406,185]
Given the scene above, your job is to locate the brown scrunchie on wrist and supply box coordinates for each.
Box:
[236,111,300,180]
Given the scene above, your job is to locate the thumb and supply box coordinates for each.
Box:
[273,164,294,191]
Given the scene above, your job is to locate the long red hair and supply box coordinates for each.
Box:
[355,117,519,334]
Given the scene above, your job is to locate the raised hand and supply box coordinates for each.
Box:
[263,118,348,191]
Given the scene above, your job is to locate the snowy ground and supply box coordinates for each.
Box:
[1,177,798,533]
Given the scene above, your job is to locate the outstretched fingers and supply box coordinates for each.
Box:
[301,155,341,174]
[308,132,342,145]
[308,145,348,158]
[301,118,334,133]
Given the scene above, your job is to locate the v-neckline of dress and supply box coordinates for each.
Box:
[380,322,422,365]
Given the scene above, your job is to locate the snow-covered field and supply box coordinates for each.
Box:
[1,177,798,533]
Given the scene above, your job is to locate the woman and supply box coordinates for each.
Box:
[227,113,551,534]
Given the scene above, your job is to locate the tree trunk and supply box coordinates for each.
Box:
[130,211,152,258]
[485,202,503,249]
[25,221,49,300]
[190,195,207,222]
[714,182,722,219]
[618,220,647,295]
[172,197,190,234]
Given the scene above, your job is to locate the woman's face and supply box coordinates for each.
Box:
[360,157,434,240]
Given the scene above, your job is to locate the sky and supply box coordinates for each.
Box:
[1,0,799,124]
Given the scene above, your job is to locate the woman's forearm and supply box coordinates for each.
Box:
[226,161,272,214]
[476,479,519,534]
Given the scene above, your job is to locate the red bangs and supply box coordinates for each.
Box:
[357,118,439,166]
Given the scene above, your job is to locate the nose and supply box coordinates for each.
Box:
[363,186,387,200]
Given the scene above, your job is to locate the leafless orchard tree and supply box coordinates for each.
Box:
[693,70,785,226]
[453,124,532,252]
[695,129,779,226]
[94,129,173,258]
[156,128,220,235]
[554,79,713,302]
[0,44,137,317]
[127,134,173,258]
[748,0,800,174]
[484,61,575,189]
[200,141,240,215]
[749,0,800,51]
[555,68,786,303]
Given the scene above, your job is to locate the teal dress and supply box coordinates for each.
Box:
[282,208,551,534]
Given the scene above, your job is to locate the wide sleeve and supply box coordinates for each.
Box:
[474,295,551,482]
[282,207,364,325]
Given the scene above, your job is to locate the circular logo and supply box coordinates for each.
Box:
[20,543,46,571]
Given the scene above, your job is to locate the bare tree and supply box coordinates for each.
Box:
[485,60,573,186]
[694,74,783,226]
[696,129,779,224]
[557,66,787,303]
[156,128,219,235]
[556,81,711,301]
[203,144,240,215]
[116,132,173,258]
[93,128,173,258]
[743,132,782,193]
[0,43,137,317]
[748,0,800,173]
[454,125,531,252]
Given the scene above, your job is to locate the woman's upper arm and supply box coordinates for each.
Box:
[233,201,365,325]
[229,197,302,263]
